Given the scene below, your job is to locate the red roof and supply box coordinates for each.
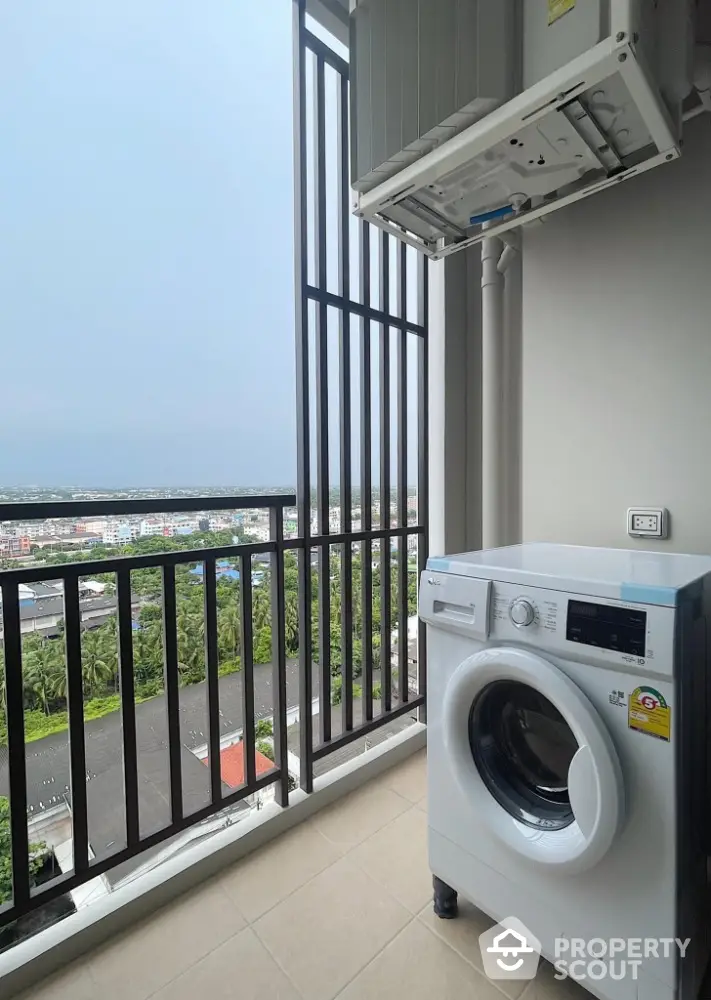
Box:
[203,742,274,789]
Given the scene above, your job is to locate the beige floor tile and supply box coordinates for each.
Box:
[220,818,342,921]
[350,805,431,914]
[380,749,427,804]
[254,856,410,1000]
[16,962,97,1000]
[312,781,411,851]
[149,927,300,1000]
[522,960,592,999]
[336,918,504,1000]
[87,877,245,1000]
[418,898,528,999]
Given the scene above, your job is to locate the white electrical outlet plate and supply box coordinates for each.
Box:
[627,507,669,539]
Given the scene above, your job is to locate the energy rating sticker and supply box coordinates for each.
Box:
[628,686,671,742]
[548,0,576,25]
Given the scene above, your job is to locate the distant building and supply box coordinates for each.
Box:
[198,518,210,532]
[0,534,30,558]
[31,535,64,550]
[140,519,165,537]
[103,521,139,545]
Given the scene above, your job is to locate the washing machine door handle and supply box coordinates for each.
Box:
[568,744,600,839]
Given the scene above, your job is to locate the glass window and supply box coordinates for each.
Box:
[468,681,578,831]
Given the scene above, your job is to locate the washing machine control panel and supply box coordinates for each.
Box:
[492,588,560,635]
[489,581,675,676]
[509,598,535,627]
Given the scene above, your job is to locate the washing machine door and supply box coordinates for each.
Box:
[443,645,624,873]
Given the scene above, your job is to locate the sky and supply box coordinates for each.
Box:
[0,1,297,487]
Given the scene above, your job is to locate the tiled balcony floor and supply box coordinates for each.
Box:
[16,750,587,1000]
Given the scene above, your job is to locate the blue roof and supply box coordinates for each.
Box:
[189,564,240,580]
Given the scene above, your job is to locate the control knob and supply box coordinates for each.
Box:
[510,599,535,628]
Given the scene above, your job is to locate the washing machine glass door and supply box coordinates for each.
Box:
[443,646,624,872]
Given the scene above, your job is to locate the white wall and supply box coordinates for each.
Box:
[522,117,711,554]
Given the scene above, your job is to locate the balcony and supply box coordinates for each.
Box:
[5,748,586,1000]
[0,492,426,991]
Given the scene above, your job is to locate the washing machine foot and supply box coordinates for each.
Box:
[432,875,458,919]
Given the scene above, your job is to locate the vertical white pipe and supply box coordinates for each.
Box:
[481,232,505,549]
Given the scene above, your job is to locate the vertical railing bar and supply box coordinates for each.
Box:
[117,568,139,847]
[338,72,350,307]
[337,70,353,732]
[417,253,429,722]
[64,576,89,873]
[293,0,314,793]
[1,581,30,906]
[315,52,329,540]
[360,224,372,536]
[270,508,290,806]
[379,230,392,712]
[314,53,330,745]
[162,565,183,823]
[204,555,222,804]
[316,55,327,294]
[360,223,374,720]
[397,240,409,703]
[315,52,329,538]
[315,304,329,539]
[318,541,331,743]
[239,554,256,788]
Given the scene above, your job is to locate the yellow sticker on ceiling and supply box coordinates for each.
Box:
[628,686,671,742]
[548,0,576,26]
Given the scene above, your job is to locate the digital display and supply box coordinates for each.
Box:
[566,600,646,657]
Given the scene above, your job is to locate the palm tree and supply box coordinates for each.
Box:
[49,658,68,702]
[251,587,271,632]
[81,630,114,698]
[284,592,299,656]
[177,608,205,685]
[134,623,163,687]
[218,604,240,662]
[24,642,62,715]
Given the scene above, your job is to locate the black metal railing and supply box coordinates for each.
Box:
[0,484,425,930]
[0,495,295,928]
[292,1,428,792]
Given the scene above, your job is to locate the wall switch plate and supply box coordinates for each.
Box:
[627,507,669,539]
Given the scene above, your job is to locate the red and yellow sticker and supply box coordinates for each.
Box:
[628,686,671,742]
[548,0,576,25]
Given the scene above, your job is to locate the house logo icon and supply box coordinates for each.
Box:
[479,916,542,981]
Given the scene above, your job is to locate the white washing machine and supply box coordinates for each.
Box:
[420,543,711,1000]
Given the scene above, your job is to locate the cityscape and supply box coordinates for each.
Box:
[0,485,419,564]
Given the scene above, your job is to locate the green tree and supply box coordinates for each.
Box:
[138,604,162,627]
[0,796,48,906]
[253,626,272,665]
[255,718,273,739]
[255,740,275,762]
[330,676,363,706]
[24,642,62,716]
[217,604,240,663]
[81,629,115,698]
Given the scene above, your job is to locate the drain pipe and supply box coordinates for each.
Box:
[481,227,519,549]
